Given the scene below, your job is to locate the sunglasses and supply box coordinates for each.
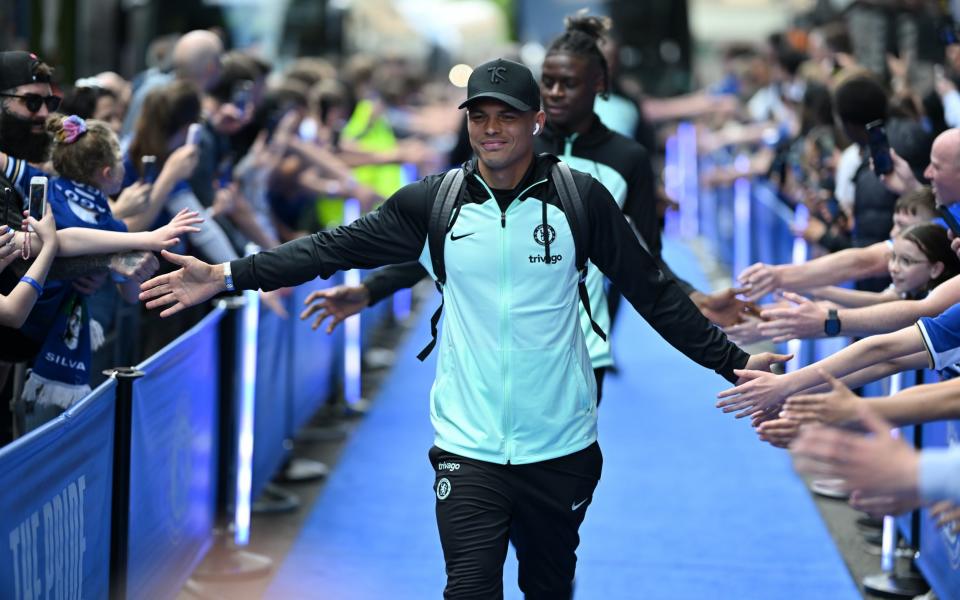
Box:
[0,93,62,113]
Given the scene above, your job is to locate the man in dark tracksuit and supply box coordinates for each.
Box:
[141,58,786,599]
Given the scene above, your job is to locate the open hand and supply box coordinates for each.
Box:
[757,292,827,342]
[147,208,203,251]
[756,417,801,449]
[791,405,919,504]
[692,287,758,328]
[110,250,159,283]
[723,314,770,346]
[782,368,861,425]
[718,369,786,418]
[738,262,782,302]
[931,501,960,535]
[299,284,371,333]
[139,250,224,317]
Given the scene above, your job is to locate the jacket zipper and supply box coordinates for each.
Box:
[473,174,548,463]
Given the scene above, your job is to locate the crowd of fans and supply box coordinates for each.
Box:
[688,3,960,534]
[2,0,960,563]
[0,30,448,442]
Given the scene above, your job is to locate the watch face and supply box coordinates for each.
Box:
[825,319,840,336]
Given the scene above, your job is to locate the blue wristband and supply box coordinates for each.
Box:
[20,276,43,295]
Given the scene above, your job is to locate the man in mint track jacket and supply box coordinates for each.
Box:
[141,57,787,599]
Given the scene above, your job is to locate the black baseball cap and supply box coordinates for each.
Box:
[0,51,49,92]
[458,58,540,112]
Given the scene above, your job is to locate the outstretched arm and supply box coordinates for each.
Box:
[786,373,960,428]
[738,241,891,301]
[300,262,428,333]
[57,209,202,256]
[758,276,960,341]
[584,176,786,386]
[717,324,924,417]
[141,180,432,316]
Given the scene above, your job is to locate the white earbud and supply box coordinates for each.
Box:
[533,123,541,135]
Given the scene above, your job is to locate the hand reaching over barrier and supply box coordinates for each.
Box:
[690,287,759,328]
[755,417,801,449]
[791,405,921,515]
[931,500,960,535]
[57,208,203,256]
[110,251,159,283]
[757,292,828,342]
[738,262,782,302]
[299,284,371,333]
[781,369,862,426]
[717,352,794,418]
[139,250,225,317]
[722,314,769,345]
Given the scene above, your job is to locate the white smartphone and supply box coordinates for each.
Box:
[187,122,202,146]
[27,176,47,231]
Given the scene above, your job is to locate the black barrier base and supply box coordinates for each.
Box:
[280,457,329,482]
[343,397,372,417]
[862,542,915,559]
[296,422,349,443]
[809,478,849,500]
[862,572,929,598]
[192,546,272,582]
[252,483,300,514]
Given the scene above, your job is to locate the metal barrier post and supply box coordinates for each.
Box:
[732,155,752,282]
[862,372,929,597]
[677,122,699,239]
[663,134,679,237]
[786,205,809,373]
[192,295,271,582]
[106,366,144,600]
[343,197,363,408]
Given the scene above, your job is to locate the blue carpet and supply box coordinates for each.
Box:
[267,240,859,599]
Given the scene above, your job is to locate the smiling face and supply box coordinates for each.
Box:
[924,130,960,205]
[540,52,603,133]
[888,236,940,295]
[466,98,542,180]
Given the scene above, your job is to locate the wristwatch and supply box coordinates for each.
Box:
[824,308,841,336]
[223,261,235,292]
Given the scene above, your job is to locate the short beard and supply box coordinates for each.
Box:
[0,109,51,163]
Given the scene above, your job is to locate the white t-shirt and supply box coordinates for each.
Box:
[834,144,862,215]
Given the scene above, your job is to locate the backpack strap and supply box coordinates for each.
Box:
[418,168,465,361]
[550,162,607,342]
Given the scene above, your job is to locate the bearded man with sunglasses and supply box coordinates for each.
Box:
[0,52,158,437]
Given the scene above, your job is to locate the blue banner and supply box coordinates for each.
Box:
[126,309,223,600]
[918,419,960,600]
[289,281,340,432]
[0,379,116,600]
[253,298,291,500]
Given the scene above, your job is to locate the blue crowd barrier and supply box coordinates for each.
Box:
[0,378,117,600]
[917,418,960,598]
[252,294,292,503]
[289,280,342,432]
[126,309,223,600]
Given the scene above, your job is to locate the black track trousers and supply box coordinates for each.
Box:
[429,442,603,600]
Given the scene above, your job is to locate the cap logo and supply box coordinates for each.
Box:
[488,66,507,84]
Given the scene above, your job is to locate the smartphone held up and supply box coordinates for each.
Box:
[865,119,893,176]
[141,155,158,184]
[27,176,47,228]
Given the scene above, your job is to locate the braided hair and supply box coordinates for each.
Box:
[546,11,612,100]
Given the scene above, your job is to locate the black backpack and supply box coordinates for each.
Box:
[417,161,606,361]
